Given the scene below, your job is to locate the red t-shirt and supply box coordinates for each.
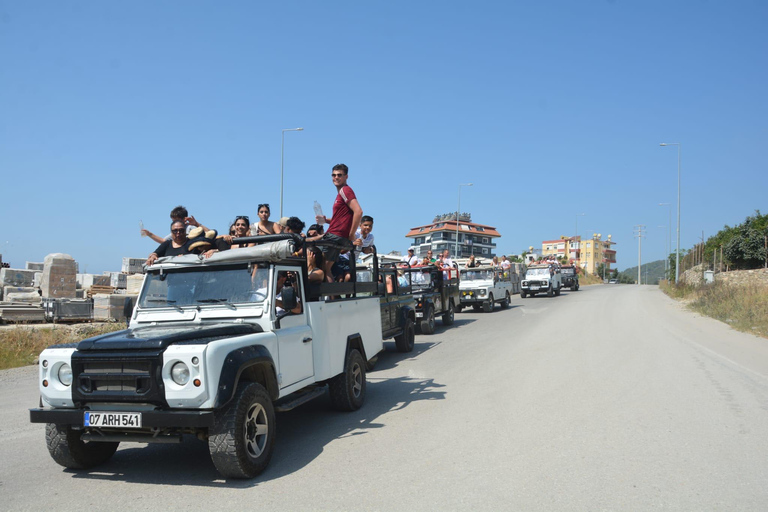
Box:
[327,185,357,239]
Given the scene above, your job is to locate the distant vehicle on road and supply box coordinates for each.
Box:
[560,265,579,291]
[609,279,618,284]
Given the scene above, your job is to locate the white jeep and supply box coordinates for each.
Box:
[521,264,563,298]
[456,265,513,313]
[30,236,388,479]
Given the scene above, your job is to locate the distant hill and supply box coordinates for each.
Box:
[618,259,667,284]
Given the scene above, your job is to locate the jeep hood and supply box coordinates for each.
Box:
[77,323,262,351]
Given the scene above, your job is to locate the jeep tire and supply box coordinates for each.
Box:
[500,292,510,309]
[394,318,415,353]
[555,286,561,296]
[547,286,554,297]
[209,382,275,479]
[329,349,366,411]
[46,423,119,469]
[442,302,455,326]
[521,290,527,298]
[419,305,436,335]
[482,293,494,313]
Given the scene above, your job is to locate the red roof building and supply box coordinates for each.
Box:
[405,213,501,258]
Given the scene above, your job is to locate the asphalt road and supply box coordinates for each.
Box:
[2,285,768,511]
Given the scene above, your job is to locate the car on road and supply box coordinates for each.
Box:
[457,266,513,312]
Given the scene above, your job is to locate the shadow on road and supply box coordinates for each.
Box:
[66,376,446,487]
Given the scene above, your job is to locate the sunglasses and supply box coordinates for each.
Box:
[236,215,250,224]
[171,229,185,234]
[331,173,345,178]
[257,204,269,210]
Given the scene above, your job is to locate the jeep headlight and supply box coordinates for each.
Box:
[171,362,190,386]
[522,281,528,286]
[478,290,486,297]
[57,363,73,387]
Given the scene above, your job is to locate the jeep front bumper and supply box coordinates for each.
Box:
[29,408,215,428]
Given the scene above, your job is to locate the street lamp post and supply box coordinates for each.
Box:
[281,127,304,218]
[658,225,668,277]
[455,183,473,258]
[660,143,681,282]
[658,202,672,277]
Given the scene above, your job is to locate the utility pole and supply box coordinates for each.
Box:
[634,225,646,285]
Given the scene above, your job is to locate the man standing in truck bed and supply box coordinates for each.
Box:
[315,163,363,281]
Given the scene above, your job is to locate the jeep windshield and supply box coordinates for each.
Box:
[561,268,575,275]
[526,268,551,277]
[460,269,494,281]
[139,265,270,309]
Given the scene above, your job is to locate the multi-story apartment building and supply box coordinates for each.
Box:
[406,213,500,259]
[541,234,616,275]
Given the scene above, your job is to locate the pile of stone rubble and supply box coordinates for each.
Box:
[0,253,145,324]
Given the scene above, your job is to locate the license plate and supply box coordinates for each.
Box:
[415,312,423,318]
[84,411,142,428]
[530,286,539,290]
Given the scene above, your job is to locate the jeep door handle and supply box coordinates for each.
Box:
[302,337,313,343]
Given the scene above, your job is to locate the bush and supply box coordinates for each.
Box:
[0,323,124,370]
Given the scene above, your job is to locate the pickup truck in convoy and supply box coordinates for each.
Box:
[520,263,563,298]
[401,265,459,334]
[29,235,413,479]
[559,265,579,291]
[457,265,513,313]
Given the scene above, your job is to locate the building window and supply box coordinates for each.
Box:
[482,248,488,254]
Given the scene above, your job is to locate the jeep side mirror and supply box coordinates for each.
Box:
[280,286,297,311]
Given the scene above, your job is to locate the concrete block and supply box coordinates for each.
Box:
[40,253,77,299]
[0,268,37,287]
[93,293,137,321]
[6,291,42,303]
[122,258,146,275]
[76,274,111,289]
[104,272,127,289]
[126,274,144,295]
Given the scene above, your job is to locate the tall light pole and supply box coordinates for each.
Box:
[281,127,304,218]
[660,143,681,282]
[455,183,473,257]
[658,202,672,277]
[658,225,668,277]
[634,225,646,285]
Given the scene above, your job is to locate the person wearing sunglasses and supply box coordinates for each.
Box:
[313,163,363,281]
[253,203,280,235]
[145,219,192,266]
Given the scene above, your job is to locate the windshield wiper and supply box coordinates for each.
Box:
[197,299,236,310]
[146,299,184,313]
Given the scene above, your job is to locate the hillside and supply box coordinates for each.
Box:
[619,259,667,284]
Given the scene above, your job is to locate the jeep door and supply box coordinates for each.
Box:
[272,266,314,388]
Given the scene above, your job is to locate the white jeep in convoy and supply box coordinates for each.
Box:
[456,265,513,313]
[29,235,394,479]
[520,264,563,298]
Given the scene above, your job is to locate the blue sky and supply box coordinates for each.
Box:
[1,0,766,274]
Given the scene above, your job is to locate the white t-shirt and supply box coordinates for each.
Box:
[341,228,375,262]
[501,259,511,269]
[402,254,418,266]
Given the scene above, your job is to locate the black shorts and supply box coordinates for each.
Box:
[331,257,351,280]
[319,233,351,263]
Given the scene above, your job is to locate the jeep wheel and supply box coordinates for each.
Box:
[571,285,576,291]
[500,292,510,309]
[419,306,435,335]
[547,286,554,297]
[329,349,366,411]
[209,382,275,479]
[46,423,119,469]
[521,290,527,298]
[394,318,415,352]
[482,294,494,313]
[555,286,561,296]
[442,302,455,326]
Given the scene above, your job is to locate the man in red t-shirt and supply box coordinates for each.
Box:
[315,163,363,281]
